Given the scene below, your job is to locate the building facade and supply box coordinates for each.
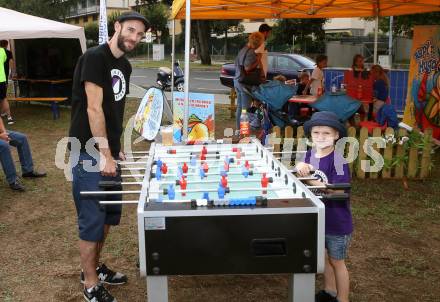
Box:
[65,0,134,27]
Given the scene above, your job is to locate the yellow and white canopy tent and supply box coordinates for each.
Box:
[169,0,440,139]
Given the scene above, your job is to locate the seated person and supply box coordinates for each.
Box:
[351,54,370,79]
[373,98,399,129]
[285,72,311,120]
[0,118,46,191]
[295,71,311,95]
[371,64,398,129]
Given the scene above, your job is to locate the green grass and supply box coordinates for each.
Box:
[1,100,440,302]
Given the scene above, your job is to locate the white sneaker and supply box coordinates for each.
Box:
[7,117,15,125]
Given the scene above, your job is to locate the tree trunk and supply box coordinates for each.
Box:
[224,30,228,58]
[191,26,201,61]
[196,21,211,65]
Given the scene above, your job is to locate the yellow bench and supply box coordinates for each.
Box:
[9,97,68,119]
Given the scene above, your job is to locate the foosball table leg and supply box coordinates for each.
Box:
[287,273,315,302]
[146,276,168,302]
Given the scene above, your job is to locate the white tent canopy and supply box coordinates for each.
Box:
[0,7,86,53]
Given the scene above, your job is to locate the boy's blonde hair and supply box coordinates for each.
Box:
[248,32,265,49]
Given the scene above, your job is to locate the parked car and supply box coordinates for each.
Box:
[220,52,316,88]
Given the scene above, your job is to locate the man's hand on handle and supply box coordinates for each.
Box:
[100,153,117,177]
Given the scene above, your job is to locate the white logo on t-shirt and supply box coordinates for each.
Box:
[111,69,126,101]
[312,169,328,184]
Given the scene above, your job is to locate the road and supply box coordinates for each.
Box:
[130,68,230,95]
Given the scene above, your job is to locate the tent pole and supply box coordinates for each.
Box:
[171,19,175,100]
[388,16,393,68]
[374,16,378,64]
[183,0,191,141]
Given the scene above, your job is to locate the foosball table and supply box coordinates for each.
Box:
[84,138,350,302]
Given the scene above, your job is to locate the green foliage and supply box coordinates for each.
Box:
[107,11,122,37]
[84,22,99,46]
[140,3,170,44]
[267,18,327,54]
[382,131,433,172]
[0,0,79,21]
[211,20,242,36]
[378,13,440,37]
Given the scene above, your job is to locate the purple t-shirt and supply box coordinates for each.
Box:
[305,149,353,235]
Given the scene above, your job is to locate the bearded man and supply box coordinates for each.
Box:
[69,11,149,302]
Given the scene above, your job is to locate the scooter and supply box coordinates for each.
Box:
[156,60,185,92]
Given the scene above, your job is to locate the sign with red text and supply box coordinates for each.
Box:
[172,92,215,143]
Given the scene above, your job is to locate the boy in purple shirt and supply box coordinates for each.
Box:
[295,111,353,302]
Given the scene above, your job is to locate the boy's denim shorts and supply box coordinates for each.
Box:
[325,234,352,260]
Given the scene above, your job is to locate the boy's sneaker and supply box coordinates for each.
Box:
[83,283,117,302]
[81,264,128,285]
[0,112,7,118]
[315,290,338,302]
[7,117,14,125]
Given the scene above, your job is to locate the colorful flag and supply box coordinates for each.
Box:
[98,0,108,45]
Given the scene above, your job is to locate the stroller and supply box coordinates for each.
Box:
[244,80,361,141]
[243,81,301,142]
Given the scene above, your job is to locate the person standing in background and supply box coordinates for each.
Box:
[0,40,14,125]
[304,55,327,96]
[233,32,264,135]
[255,23,272,78]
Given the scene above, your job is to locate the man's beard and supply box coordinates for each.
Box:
[117,33,135,53]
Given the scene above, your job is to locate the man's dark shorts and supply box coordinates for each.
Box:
[72,152,122,242]
[0,82,7,100]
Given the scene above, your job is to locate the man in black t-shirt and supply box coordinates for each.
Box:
[0,40,14,125]
[69,11,149,302]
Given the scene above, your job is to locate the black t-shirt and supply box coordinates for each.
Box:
[69,43,131,157]
[4,49,12,78]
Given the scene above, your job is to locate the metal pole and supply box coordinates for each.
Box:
[374,16,378,64]
[182,0,191,141]
[171,19,175,98]
[389,16,393,68]
[292,35,295,54]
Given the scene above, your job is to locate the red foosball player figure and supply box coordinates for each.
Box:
[261,173,269,195]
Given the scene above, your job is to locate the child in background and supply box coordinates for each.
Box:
[371,64,399,129]
[296,71,311,95]
[295,111,353,302]
[373,98,399,129]
[305,55,328,96]
[286,71,311,120]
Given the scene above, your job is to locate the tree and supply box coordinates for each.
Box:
[378,12,440,37]
[268,18,327,54]
[196,21,212,65]
[84,22,99,46]
[107,11,122,37]
[182,20,212,65]
[211,20,242,56]
[141,3,170,44]
[0,0,79,21]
